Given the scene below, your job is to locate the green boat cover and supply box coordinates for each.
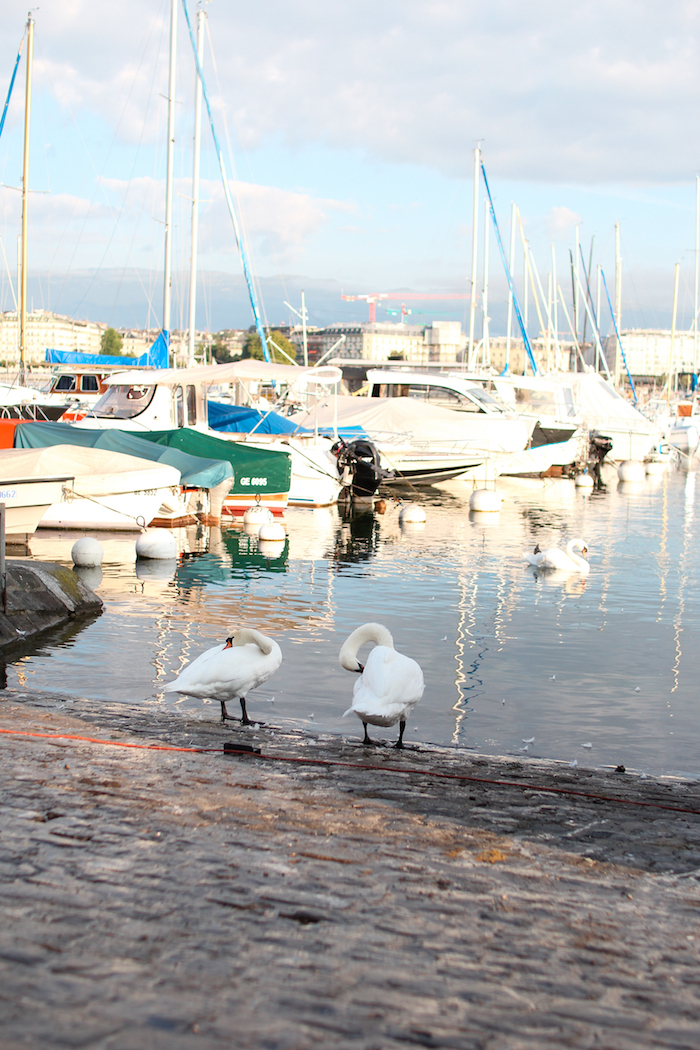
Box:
[13,421,233,491]
[135,428,292,496]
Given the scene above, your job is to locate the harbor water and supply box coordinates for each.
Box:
[7,466,700,778]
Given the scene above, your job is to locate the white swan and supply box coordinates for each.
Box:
[164,628,282,724]
[524,538,590,574]
[339,623,424,748]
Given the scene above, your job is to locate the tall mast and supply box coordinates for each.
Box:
[187,6,204,368]
[467,144,480,368]
[481,196,490,366]
[694,175,699,375]
[19,12,33,383]
[163,0,177,360]
[301,289,308,366]
[505,201,515,373]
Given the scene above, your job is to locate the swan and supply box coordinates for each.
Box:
[164,628,282,724]
[524,538,589,574]
[339,623,424,748]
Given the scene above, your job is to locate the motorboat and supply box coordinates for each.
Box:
[641,398,700,458]
[0,445,183,531]
[364,369,586,477]
[11,422,235,527]
[0,459,73,542]
[70,361,348,508]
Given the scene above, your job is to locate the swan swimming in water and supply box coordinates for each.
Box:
[524,538,590,574]
[164,628,282,724]
[339,623,424,748]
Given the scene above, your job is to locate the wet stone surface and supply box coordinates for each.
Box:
[2,690,700,1048]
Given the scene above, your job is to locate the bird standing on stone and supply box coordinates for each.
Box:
[339,623,424,748]
[164,628,282,725]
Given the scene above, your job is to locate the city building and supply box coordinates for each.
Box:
[312,321,465,365]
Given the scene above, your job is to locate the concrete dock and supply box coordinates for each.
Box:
[1,690,700,1048]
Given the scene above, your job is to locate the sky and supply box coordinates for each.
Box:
[0,0,698,334]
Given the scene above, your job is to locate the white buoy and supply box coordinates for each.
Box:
[244,504,273,525]
[399,504,427,523]
[574,473,594,489]
[617,460,645,483]
[258,521,286,541]
[645,459,667,476]
[71,537,103,567]
[469,489,501,512]
[135,528,178,560]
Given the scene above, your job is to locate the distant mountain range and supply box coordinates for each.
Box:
[7,266,681,335]
[12,269,471,333]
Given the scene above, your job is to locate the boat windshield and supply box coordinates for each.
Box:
[91,384,156,419]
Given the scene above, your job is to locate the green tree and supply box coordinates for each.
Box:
[101,327,123,355]
[242,328,298,364]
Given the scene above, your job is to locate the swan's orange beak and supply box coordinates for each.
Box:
[582,547,588,556]
[224,637,233,649]
[355,662,364,673]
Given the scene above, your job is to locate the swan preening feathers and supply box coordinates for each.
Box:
[339,623,425,748]
[164,628,282,724]
[524,538,590,574]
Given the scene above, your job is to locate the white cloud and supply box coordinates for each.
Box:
[7,0,700,185]
[546,206,583,242]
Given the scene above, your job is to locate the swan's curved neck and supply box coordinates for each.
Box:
[340,623,393,671]
[565,539,587,567]
[231,628,273,655]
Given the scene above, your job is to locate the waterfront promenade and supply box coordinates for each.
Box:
[1,693,700,1049]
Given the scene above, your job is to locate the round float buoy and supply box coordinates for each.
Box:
[399,504,427,523]
[258,521,286,541]
[469,489,501,512]
[71,537,103,567]
[574,472,594,489]
[135,528,178,560]
[645,459,667,476]
[244,504,273,526]
[617,460,645,483]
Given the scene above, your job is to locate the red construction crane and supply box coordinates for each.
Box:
[341,292,470,323]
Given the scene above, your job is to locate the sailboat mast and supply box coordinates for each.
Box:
[467,144,480,369]
[19,12,33,383]
[187,7,204,368]
[481,196,490,367]
[163,0,177,361]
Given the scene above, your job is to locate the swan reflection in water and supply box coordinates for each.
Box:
[528,566,587,595]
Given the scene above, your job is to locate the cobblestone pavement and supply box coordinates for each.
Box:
[2,692,700,1049]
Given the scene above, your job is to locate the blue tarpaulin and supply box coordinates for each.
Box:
[13,420,233,490]
[45,330,170,370]
[207,400,308,435]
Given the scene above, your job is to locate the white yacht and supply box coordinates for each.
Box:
[71,361,344,508]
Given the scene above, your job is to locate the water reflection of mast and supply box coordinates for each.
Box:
[669,471,695,696]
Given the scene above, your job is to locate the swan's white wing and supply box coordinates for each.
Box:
[523,552,542,566]
[349,646,424,725]
[165,640,282,699]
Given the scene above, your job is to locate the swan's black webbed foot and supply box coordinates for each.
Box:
[362,723,375,746]
[220,700,237,723]
[394,719,406,749]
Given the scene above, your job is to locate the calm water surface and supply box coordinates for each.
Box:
[9,467,700,777]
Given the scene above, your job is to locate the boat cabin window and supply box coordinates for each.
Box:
[80,375,99,393]
[174,385,185,428]
[92,384,157,419]
[186,385,197,425]
[54,375,77,392]
[562,387,576,417]
[374,381,482,411]
[514,386,557,412]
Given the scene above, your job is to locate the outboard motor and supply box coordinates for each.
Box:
[332,438,392,498]
[588,432,614,487]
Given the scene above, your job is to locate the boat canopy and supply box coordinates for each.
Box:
[289,395,533,454]
[132,428,292,496]
[13,421,233,491]
[45,331,170,370]
[0,445,181,496]
[102,361,342,387]
[207,401,307,435]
